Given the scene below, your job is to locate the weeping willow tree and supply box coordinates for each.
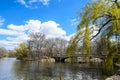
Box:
[67,0,120,70]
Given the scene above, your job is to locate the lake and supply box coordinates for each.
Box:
[0,58,115,80]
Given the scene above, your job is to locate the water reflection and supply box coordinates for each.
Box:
[0,58,111,80]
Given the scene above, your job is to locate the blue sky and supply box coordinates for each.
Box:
[0,0,90,50]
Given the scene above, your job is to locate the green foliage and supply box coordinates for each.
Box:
[78,0,120,39]
[66,29,84,56]
[67,0,120,69]
[14,42,28,59]
[66,42,78,57]
[66,26,91,57]
[105,54,114,70]
[105,40,114,70]
[83,26,90,56]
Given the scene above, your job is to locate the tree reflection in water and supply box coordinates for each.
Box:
[12,60,108,80]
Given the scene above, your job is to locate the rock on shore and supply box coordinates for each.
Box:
[39,56,55,63]
[90,58,103,63]
[105,75,120,80]
[77,57,103,63]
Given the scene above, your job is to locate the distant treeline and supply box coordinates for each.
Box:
[0,47,14,58]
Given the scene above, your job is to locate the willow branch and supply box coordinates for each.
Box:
[90,19,112,40]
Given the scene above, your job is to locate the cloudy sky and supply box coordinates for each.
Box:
[0,0,90,50]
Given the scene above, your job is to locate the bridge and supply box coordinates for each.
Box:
[52,54,107,62]
[52,56,69,62]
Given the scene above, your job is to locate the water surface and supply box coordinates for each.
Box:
[0,58,113,80]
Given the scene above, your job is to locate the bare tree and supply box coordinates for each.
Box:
[44,39,55,57]
[52,38,68,57]
[27,32,46,59]
[27,33,68,59]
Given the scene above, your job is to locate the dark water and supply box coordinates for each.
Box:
[0,58,114,80]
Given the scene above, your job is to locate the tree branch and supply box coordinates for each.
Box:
[113,0,120,8]
[115,0,118,3]
[90,19,112,40]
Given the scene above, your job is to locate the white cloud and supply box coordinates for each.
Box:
[25,20,41,33]
[7,34,29,42]
[71,18,79,26]
[17,0,50,8]
[0,40,19,50]
[0,19,73,50]
[17,0,30,8]
[29,0,50,5]
[0,16,5,26]
[17,0,26,5]
[39,0,50,5]
[40,21,66,38]
[0,28,24,36]
[29,0,50,6]
[64,33,75,41]
[8,24,25,32]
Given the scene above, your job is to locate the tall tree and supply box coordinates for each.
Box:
[27,32,46,58]
[67,0,120,69]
